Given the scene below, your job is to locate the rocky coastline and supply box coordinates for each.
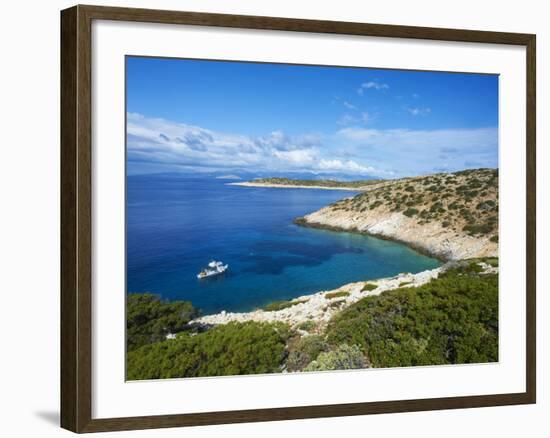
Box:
[199,169,499,328]
[191,262,499,329]
[295,209,497,261]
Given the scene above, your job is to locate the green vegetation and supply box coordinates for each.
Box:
[403,207,419,217]
[326,266,498,367]
[127,321,290,380]
[127,293,199,351]
[263,298,308,311]
[296,320,317,332]
[304,344,367,371]
[127,260,499,378]
[325,291,350,299]
[286,335,329,371]
[327,168,498,236]
[361,283,378,292]
[463,223,493,236]
[252,177,382,188]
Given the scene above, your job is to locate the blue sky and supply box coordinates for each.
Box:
[126,56,498,178]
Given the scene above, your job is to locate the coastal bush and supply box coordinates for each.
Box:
[328,299,346,309]
[463,223,493,236]
[490,235,499,243]
[439,261,483,277]
[361,283,378,292]
[127,293,199,351]
[370,200,383,209]
[403,208,419,217]
[296,320,317,332]
[304,344,367,372]
[326,271,498,367]
[263,299,308,312]
[325,291,350,299]
[286,335,330,371]
[127,321,290,380]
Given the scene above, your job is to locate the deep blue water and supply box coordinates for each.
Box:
[127,175,441,315]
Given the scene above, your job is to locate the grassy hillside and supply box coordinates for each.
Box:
[326,261,498,367]
[328,168,499,241]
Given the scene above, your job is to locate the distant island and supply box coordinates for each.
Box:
[229,177,383,191]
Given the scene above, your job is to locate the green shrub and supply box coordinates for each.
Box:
[361,283,377,292]
[370,200,383,209]
[490,235,499,243]
[481,257,499,267]
[296,320,317,332]
[263,299,307,311]
[325,291,350,299]
[463,223,493,236]
[403,208,419,217]
[127,321,290,380]
[326,271,498,367]
[286,335,329,371]
[127,293,199,351]
[304,344,367,371]
[398,281,412,287]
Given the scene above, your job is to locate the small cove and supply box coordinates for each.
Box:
[127,175,441,315]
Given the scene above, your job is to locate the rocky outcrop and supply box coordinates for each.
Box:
[192,266,444,328]
[296,169,499,261]
[298,207,497,261]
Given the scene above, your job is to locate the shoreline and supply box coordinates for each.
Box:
[227,181,363,191]
[192,265,446,328]
[198,169,498,327]
[190,261,498,328]
[293,217,450,262]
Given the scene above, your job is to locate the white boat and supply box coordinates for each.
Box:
[197,260,228,279]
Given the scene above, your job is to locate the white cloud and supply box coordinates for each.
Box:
[361,112,371,124]
[357,80,389,95]
[318,159,386,175]
[343,101,357,110]
[337,112,373,127]
[336,126,498,176]
[273,148,316,165]
[127,113,389,177]
[127,113,497,179]
[406,107,431,116]
[336,114,358,126]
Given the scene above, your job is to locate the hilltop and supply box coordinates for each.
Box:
[295,168,498,260]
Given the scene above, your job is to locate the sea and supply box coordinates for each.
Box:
[127,174,441,315]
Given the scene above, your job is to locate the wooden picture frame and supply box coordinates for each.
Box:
[61,4,536,433]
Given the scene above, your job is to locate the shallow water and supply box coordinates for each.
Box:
[127,175,441,315]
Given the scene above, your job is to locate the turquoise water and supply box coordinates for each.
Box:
[127,175,441,315]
